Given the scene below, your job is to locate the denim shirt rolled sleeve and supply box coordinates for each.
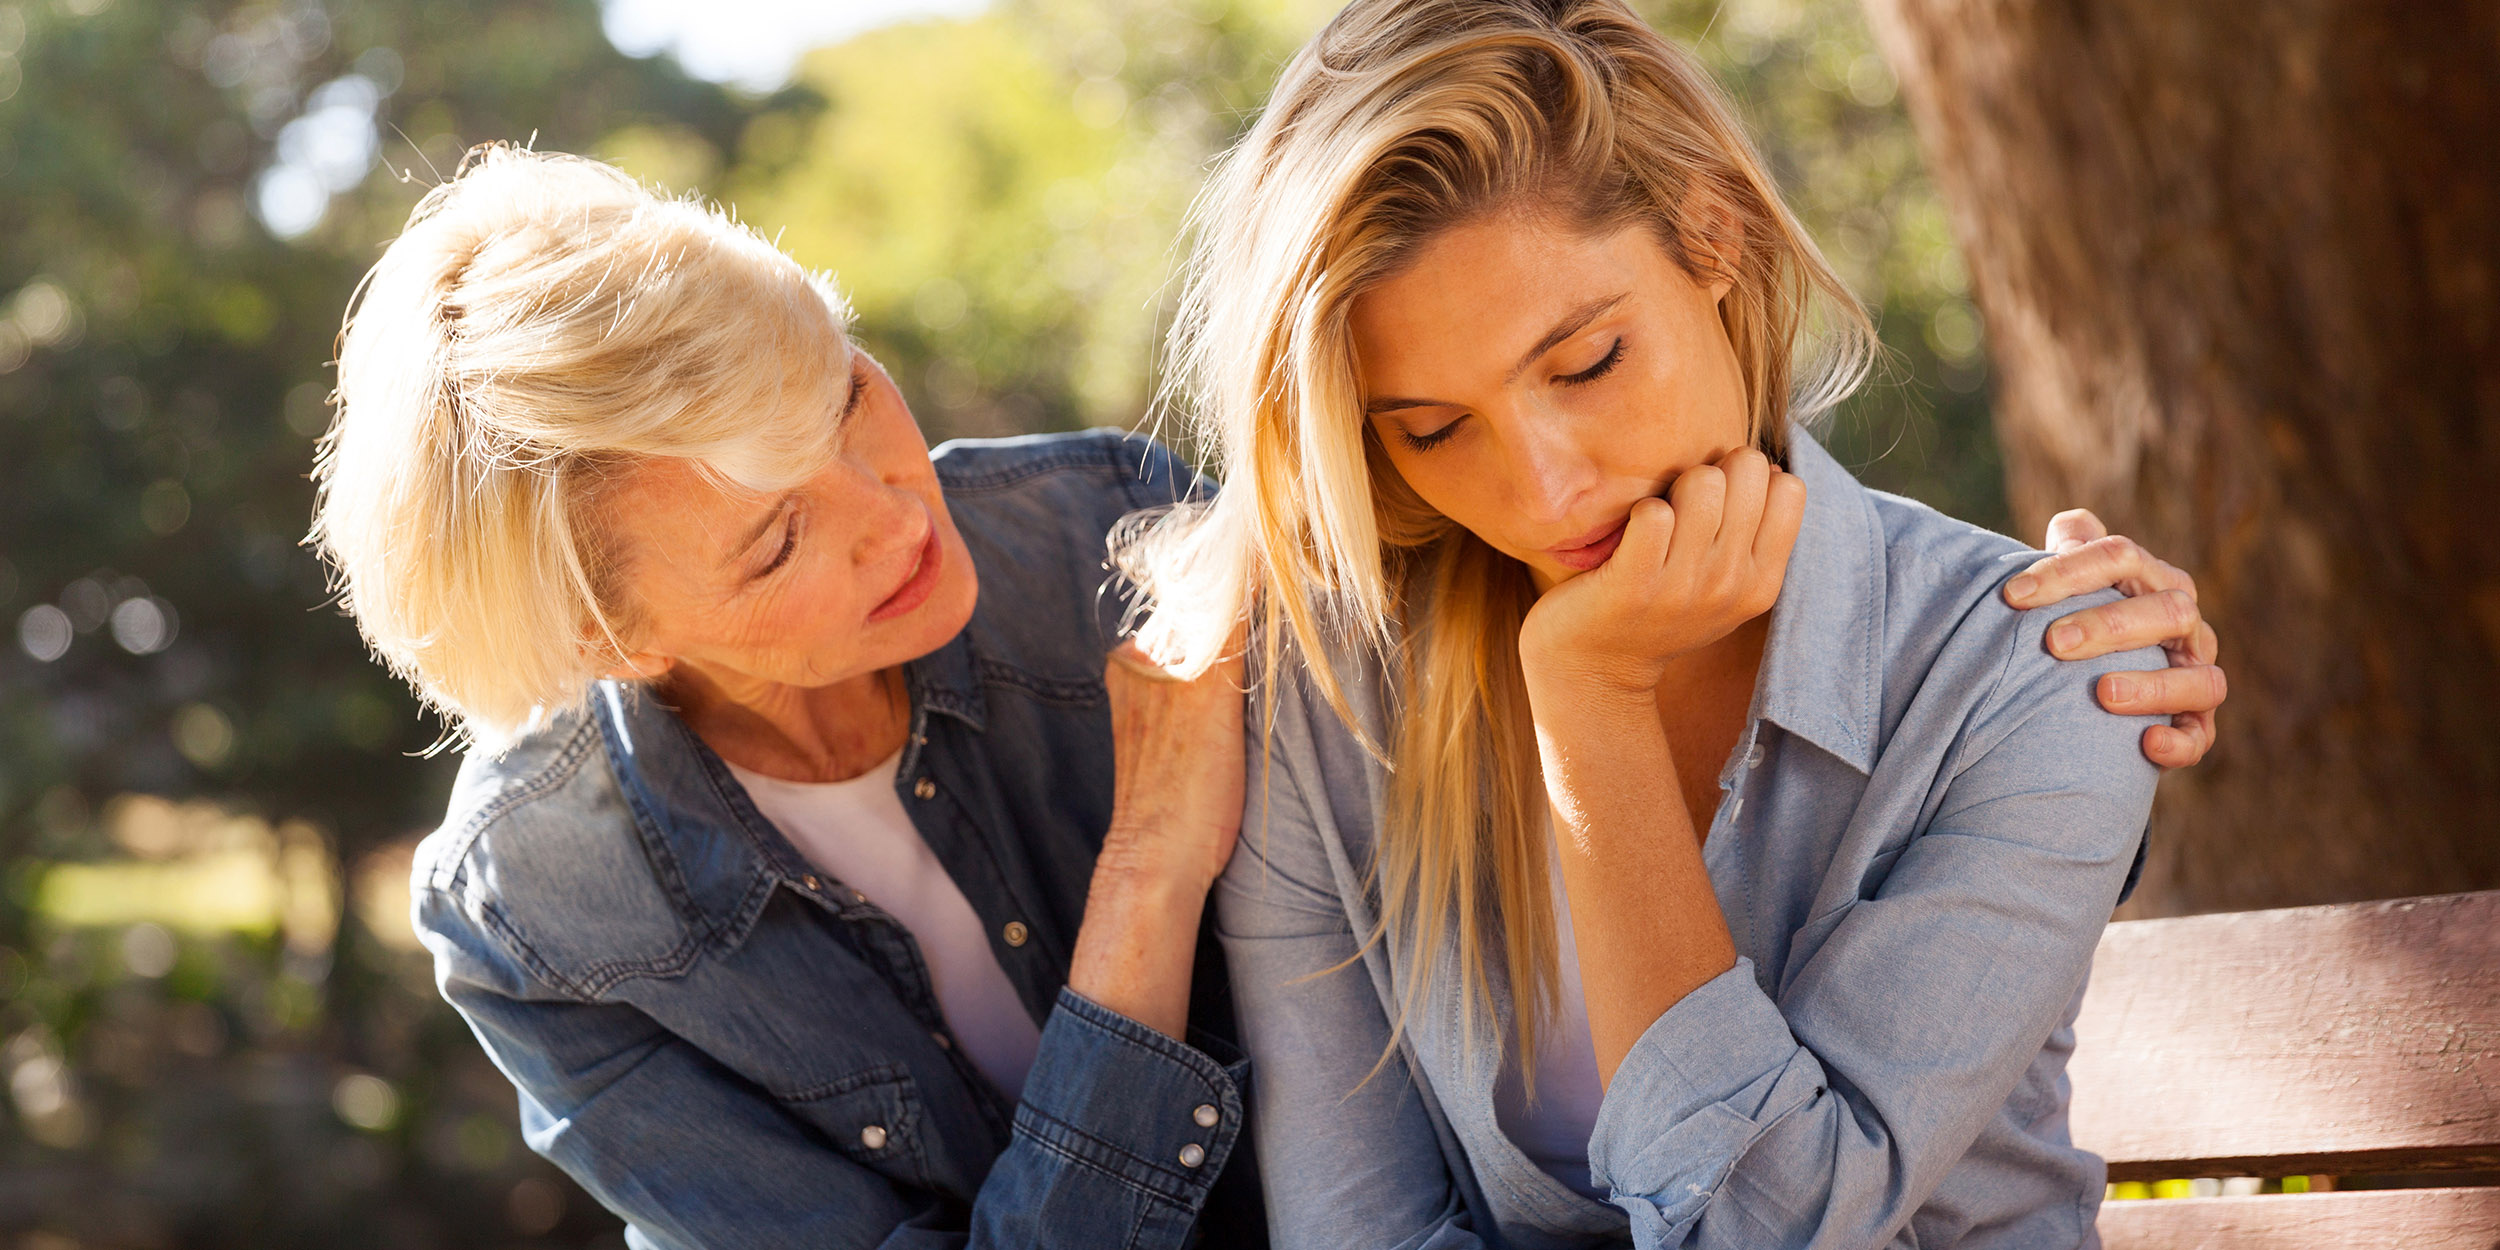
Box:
[999,990,1249,1227]
[425,897,1246,1250]
[1588,594,2162,1249]
[411,429,1260,1250]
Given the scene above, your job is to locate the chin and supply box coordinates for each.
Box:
[888,541,980,660]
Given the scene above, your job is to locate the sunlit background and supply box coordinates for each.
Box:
[0,0,1998,1243]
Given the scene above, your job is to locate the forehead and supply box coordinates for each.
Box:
[601,458,772,572]
[1348,215,1657,378]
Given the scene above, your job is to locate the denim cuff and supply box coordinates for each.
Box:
[1587,958,1826,1245]
[1013,987,1248,1210]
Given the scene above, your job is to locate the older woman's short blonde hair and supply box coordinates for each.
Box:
[311,145,853,749]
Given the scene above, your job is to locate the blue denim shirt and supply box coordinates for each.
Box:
[1217,429,2162,1250]
[413,430,1265,1250]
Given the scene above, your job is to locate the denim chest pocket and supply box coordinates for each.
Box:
[784,1064,936,1186]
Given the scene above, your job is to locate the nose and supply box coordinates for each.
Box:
[821,455,923,569]
[1500,404,1602,530]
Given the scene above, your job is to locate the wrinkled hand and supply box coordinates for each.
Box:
[1519,448,1805,698]
[1099,634,1246,894]
[2003,509,2226,769]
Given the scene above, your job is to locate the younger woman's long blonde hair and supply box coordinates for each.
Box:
[1132,0,1874,1072]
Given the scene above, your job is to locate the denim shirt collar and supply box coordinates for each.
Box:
[585,624,995,946]
[1754,427,1887,774]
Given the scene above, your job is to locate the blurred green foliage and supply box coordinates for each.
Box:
[0,0,2004,1244]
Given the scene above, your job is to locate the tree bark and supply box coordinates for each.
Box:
[1858,0,2500,915]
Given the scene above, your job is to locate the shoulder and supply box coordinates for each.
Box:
[1862,490,2161,779]
[931,427,1207,515]
[937,428,1211,677]
[413,704,698,999]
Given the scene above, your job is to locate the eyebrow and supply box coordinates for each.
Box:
[1361,292,1632,415]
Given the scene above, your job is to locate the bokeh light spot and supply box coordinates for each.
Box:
[332,1073,400,1132]
[17,604,71,662]
[174,704,236,769]
[109,596,176,655]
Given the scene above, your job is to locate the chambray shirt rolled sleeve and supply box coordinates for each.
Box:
[1000,988,1248,1222]
[1586,959,1831,1241]
[1588,615,2163,1250]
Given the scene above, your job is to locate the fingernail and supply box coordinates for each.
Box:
[2007,575,2038,603]
[2050,622,2082,654]
[2106,674,2136,704]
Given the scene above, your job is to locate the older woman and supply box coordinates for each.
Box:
[310,147,2221,1246]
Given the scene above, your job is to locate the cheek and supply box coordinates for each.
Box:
[1378,439,1508,541]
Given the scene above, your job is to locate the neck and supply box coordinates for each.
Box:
[1657,612,1771,702]
[1652,613,1771,837]
[661,663,911,784]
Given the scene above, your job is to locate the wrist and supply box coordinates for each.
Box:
[1097,817,1229,894]
[1522,655,1663,722]
[1069,853,1205,1039]
[1087,844,1212,915]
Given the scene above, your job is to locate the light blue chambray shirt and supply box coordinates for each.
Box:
[1216,428,2162,1250]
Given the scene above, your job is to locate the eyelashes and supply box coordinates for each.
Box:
[758,510,801,578]
[841,368,868,422]
[1558,337,1625,386]
[1397,424,1459,453]
[1392,337,1627,453]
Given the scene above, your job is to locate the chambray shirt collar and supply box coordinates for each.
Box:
[1754,427,1886,774]
[585,623,993,941]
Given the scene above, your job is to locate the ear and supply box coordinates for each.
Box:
[599,650,675,683]
[1683,187,1745,304]
[584,623,675,683]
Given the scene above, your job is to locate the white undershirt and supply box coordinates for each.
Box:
[1492,833,1609,1202]
[728,751,1040,1100]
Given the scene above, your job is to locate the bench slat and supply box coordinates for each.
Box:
[2069,890,2500,1181]
[2097,1188,2500,1249]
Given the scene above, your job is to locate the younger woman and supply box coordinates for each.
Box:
[1139,1,2224,1246]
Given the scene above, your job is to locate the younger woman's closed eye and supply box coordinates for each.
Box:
[1557,337,1625,386]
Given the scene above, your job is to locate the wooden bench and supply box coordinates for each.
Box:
[2070,890,2500,1247]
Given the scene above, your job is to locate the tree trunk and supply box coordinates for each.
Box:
[1858,0,2500,916]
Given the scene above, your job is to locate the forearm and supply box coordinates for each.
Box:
[1526,677,1736,1086]
[1067,847,1207,1038]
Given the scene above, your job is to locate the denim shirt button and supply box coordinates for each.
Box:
[1192,1103,1219,1128]
[800,875,820,891]
[1177,1142,1206,1168]
[913,777,938,800]
[1002,921,1029,947]
[932,1031,952,1050]
[860,1124,888,1150]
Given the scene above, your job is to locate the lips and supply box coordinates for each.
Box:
[1548,518,1628,572]
[866,516,944,623]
